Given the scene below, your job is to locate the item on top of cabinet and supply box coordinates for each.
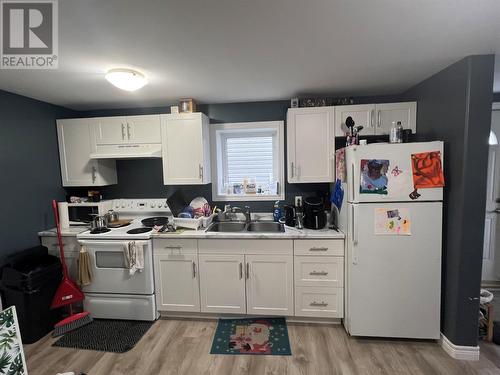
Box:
[179,98,196,113]
[170,105,179,114]
[389,121,404,144]
[303,196,326,230]
[87,190,101,202]
[273,201,282,222]
[283,205,296,227]
[291,98,299,108]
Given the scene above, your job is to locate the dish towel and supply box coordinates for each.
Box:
[78,246,92,286]
[123,241,144,276]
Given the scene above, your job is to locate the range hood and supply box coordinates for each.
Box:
[89,143,162,159]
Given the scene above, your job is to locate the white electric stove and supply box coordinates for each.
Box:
[77,199,173,321]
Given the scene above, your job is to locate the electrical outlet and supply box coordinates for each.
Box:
[295,196,303,207]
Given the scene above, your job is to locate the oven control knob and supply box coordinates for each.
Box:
[157,203,163,208]
[150,202,156,208]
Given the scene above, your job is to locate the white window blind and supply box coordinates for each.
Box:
[225,135,274,192]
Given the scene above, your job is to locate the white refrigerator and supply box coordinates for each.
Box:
[338,141,443,339]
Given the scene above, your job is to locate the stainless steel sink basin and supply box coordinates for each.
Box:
[246,222,285,233]
[206,221,285,233]
[206,222,247,232]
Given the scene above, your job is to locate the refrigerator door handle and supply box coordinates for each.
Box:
[352,205,358,265]
[351,163,355,202]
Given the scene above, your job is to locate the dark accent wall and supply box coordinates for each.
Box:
[403,55,495,346]
[0,90,77,255]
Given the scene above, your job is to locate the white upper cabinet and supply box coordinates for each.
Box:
[335,102,417,137]
[56,119,117,187]
[287,107,335,183]
[93,115,161,145]
[375,102,417,135]
[125,115,162,144]
[334,104,375,136]
[161,113,211,185]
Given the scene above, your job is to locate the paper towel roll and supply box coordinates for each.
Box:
[58,202,70,228]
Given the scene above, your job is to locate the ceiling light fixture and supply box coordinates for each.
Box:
[105,68,148,91]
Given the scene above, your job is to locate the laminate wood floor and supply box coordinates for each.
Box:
[24,318,500,375]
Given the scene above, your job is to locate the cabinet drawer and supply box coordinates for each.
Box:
[294,256,343,287]
[295,286,343,318]
[153,239,198,255]
[294,240,344,256]
[198,239,292,255]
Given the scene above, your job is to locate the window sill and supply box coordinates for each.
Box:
[213,193,285,202]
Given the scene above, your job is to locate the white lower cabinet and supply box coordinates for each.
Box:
[295,286,344,318]
[154,253,200,312]
[246,254,294,316]
[199,254,246,314]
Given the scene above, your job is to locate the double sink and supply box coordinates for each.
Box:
[206,221,285,233]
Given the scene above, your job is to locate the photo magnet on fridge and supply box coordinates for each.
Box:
[374,208,412,235]
[360,159,389,195]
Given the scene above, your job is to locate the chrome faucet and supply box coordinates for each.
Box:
[232,206,251,223]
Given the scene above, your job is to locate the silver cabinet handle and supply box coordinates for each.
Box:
[310,301,328,307]
[290,162,294,178]
[239,262,243,280]
[377,110,381,128]
[371,109,375,127]
[309,271,328,276]
[121,124,126,140]
[246,262,249,279]
[192,261,196,278]
[164,246,182,249]
[309,247,328,251]
[199,164,203,180]
[126,123,131,139]
[91,165,97,183]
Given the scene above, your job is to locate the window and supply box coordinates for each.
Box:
[211,121,285,201]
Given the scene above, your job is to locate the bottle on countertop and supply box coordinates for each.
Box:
[295,197,304,229]
[390,121,404,144]
[273,201,282,222]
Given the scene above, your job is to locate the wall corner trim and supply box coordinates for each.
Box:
[440,333,480,361]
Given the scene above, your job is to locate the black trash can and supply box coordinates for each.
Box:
[0,245,63,344]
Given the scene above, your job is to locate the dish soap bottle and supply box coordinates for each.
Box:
[273,201,282,222]
[390,121,404,143]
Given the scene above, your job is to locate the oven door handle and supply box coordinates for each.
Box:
[77,240,149,247]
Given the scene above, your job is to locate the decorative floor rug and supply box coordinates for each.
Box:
[210,317,291,355]
[53,319,154,353]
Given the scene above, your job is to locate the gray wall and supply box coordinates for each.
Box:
[403,55,495,346]
[494,92,500,102]
[0,89,77,255]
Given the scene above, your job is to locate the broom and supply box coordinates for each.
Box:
[51,200,93,336]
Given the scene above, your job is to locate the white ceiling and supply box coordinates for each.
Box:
[1,0,499,110]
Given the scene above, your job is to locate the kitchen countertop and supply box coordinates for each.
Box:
[38,227,89,237]
[152,226,345,239]
[39,225,344,239]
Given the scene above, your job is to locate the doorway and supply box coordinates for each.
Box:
[482,103,500,284]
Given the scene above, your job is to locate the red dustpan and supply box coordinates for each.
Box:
[51,200,92,336]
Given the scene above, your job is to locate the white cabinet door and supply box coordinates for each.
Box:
[245,254,294,316]
[162,113,211,185]
[57,119,117,187]
[126,115,162,144]
[93,117,128,144]
[154,253,200,312]
[287,107,334,183]
[334,104,375,136]
[199,254,246,314]
[375,102,417,135]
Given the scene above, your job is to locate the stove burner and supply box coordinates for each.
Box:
[141,216,169,227]
[90,227,111,234]
[127,227,153,235]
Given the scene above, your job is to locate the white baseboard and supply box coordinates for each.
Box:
[440,333,480,361]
